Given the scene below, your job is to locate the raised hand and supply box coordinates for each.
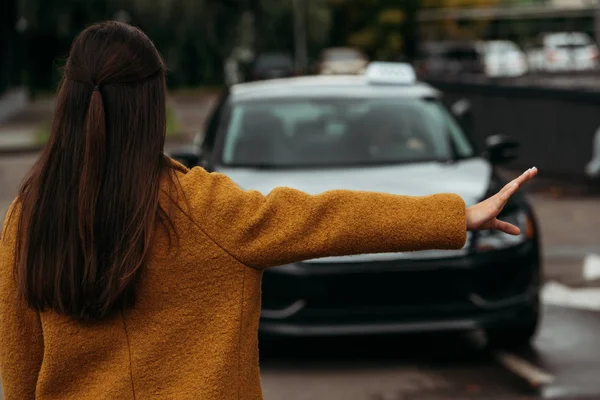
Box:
[466,167,538,235]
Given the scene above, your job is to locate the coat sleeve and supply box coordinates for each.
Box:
[0,202,44,399]
[175,166,467,269]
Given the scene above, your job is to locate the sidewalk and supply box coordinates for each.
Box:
[168,92,218,141]
[0,98,53,155]
[0,93,218,155]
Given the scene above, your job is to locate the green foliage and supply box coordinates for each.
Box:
[19,0,420,91]
[329,0,419,60]
[21,0,245,90]
[36,104,182,145]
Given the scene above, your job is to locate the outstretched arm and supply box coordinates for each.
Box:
[173,161,536,270]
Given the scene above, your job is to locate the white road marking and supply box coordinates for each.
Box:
[583,253,600,281]
[544,246,600,260]
[542,281,600,311]
[494,351,555,388]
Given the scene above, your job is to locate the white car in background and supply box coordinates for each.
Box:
[477,40,528,78]
[526,32,599,72]
[317,47,369,75]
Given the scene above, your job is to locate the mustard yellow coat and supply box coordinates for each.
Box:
[0,159,466,399]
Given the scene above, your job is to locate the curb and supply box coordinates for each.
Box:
[0,144,44,156]
[0,135,191,156]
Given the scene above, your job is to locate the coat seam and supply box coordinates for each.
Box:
[160,194,259,270]
[237,267,247,400]
[120,309,137,400]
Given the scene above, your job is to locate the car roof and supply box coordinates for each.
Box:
[229,75,440,102]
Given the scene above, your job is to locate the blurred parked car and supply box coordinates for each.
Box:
[250,52,296,81]
[416,41,486,78]
[477,40,528,78]
[172,62,541,349]
[526,32,599,72]
[317,47,368,75]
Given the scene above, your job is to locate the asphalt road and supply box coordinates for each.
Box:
[2,152,600,400]
[260,305,600,400]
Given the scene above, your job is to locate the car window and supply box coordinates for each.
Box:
[220,98,474,167]
[255,54,293,69]
[545,33,592,48]
[200,92,229,151]
[444,47,480,61]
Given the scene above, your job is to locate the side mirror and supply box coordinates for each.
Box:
[485,134,519,165]
[169,146,201,169]
[451,98,474,137]
[451,98,471,119]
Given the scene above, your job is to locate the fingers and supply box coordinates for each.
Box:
[493,219,521,236]
[496,167,538,207]
[499,167,537,195]
[496,181,519,206]
[510,167,538,189]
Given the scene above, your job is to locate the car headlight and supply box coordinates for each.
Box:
[475,209,535,252]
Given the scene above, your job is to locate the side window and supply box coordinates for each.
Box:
[201,91,229,152]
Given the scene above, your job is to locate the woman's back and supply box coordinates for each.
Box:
[0,162,264,399]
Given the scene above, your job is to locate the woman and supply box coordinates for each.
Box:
[0,21,537,399]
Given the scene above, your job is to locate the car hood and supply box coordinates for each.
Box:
[217,158,491,263]
[218,158,491,207]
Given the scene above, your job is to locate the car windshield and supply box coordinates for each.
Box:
[219,97,474,168]
[485,41,519,54]
[546,33,592,48]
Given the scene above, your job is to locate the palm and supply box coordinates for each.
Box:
[466,168,537,235]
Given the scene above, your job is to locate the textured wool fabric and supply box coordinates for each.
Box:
[0,158,466,399]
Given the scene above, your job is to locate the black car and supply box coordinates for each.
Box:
[250,52,296,81]
[173,63,541,349]
[416,41,486,79]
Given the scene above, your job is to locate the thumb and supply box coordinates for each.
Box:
[492,218,521,236]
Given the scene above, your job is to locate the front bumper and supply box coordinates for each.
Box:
[259,241,540,337]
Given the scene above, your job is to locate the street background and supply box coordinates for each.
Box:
[2,0,600,399]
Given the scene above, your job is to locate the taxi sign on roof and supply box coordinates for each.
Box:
[365,62,416,85]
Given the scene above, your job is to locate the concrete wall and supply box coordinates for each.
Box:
[429,80,600,179]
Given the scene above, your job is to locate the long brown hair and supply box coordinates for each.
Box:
[14,21,174,320]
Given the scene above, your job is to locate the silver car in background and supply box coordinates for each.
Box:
[477,40,528,78]
[526,32,599,72]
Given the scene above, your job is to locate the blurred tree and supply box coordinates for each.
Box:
[256,0,331,62]
[17,0,332,90]
[327,0,418,61]
[20,0,119,92]
[131,0,246,86]
[420,0,501,41]
[20,0,248,89]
